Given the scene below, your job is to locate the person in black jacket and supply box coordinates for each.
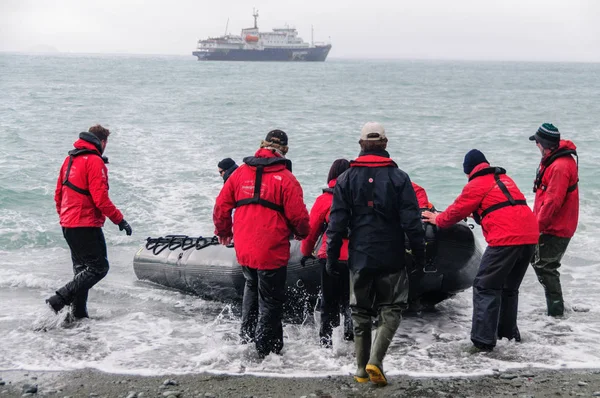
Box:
[327,122,426,386]
[217,158,239,183]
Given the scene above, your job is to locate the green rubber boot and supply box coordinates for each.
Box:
[353,329,371,383]
[366,324,396,386]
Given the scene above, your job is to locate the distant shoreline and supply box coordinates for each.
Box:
[2,368,600,397]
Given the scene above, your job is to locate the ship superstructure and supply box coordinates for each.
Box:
[192,10,331,62]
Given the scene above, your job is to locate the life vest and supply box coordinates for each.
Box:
[62,149,108,196]
[468,167,528,225]
[533,148,579,193]
[235,165,285,215]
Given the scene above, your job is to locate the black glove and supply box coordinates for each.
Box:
[325,258,340,278]
[118,219,132,236]
[300,255,316,267]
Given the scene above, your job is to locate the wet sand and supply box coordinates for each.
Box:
[2,368,600,398]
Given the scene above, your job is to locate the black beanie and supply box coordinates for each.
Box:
[463,149,488,175]
[218,158,236,170]
[265,129,288,146]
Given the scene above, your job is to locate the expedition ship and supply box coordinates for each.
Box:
[192,10,332,62]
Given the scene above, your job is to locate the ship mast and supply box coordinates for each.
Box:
[311,25,314,46]
[253,8,259,29]
[224,18,229,36]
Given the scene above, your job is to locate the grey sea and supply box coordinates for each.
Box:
[0,53,599,377]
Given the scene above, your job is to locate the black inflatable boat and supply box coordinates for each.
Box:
[133,221,482,309]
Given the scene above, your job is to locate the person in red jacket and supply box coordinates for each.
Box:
[47,125,132,319]
[423,149,539,352]
[412,182,435,211]
[213,129,310,359]
[300,159,352,348]
[529,123,579,317]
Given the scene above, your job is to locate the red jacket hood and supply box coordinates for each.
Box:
[243,148,288,172]
[543,140,577,162]
[540,140,577,164]
[254,148,282,159]
[351,155,398,168]
[468,162,491,179]
[558,139,577,151]
[73,138,102,154]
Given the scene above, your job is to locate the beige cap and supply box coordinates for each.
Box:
[360,122,386,141]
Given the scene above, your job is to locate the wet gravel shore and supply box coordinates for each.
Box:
[2,368,600,398]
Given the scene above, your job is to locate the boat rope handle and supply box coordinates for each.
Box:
[145,235,220,255]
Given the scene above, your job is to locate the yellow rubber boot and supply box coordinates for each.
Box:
[365,364,387,386]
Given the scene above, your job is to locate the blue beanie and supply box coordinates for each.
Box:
[463,149,488,174]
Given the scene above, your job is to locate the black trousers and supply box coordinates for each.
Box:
[319,258,352,346]
[471,244,535,348]
[240,265,287,358]
[57,227,110,317]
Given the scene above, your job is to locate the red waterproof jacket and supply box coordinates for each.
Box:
[213,148,310,270]
[533,140,579,238]
[301,179,349,260]
[436,162,539,246]
[54,138,123,228]
[412,182,434,210]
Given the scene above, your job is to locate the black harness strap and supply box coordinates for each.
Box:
[235,165,285,214]
[470,167,528,223]
[62,149,104,196]
[534,149,578,193]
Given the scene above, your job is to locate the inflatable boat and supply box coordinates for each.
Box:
[133,221,483,310]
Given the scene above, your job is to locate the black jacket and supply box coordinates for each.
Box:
[222,164,239,183]
[326,150,425,272]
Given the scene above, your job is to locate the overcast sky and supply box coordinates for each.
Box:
[1,0,599,62]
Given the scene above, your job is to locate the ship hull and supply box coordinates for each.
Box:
[192,45,331,62]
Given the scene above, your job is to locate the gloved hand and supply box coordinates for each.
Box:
[118,219,132,236]
[325,258,340,278]
[300,255,316,267]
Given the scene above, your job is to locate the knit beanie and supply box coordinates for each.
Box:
[463,149,488,175]
[529,123,560,149]
[217,158,236,170]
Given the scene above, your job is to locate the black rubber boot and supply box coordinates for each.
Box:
[470,340,494,353]
[547,297,565,317]
[70,289,89,319]
[46,293,66,314]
